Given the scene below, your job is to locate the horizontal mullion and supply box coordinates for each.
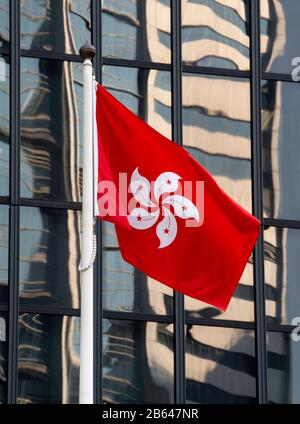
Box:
[18,304,80,316]
[20,198,82,211]
[102,57,172,71]
[103,310,174,323]
[0,197,9,205]
[266,323,297,333]
[185,316,255,330]
[262,72,297,83]
[263,218,300,230]
[182,64,250,79]
[20,49,82,62]
[0,47,10,56]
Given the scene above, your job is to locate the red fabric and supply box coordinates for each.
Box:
[95,83,260,311]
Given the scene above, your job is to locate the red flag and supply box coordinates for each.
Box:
[95,83,260,311]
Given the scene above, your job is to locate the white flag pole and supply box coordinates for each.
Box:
[79,42,96,404]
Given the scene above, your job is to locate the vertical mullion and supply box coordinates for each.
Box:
[91,0,102,405]
[7,0,20,404]
[171,0,185,404]
[250,0,268,403]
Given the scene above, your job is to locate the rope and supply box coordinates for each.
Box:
[78,218,97,272]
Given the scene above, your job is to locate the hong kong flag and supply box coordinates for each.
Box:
[94,83,260,310]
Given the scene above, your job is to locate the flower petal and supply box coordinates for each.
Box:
[130,167,156,208]
[163,195,199,221]
[154,172,181,202]
[156,207,177,248]
[128,207,159,230]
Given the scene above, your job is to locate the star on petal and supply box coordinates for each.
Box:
[137,215,142,222]
[163,227,170,234]
[166,179,172,185]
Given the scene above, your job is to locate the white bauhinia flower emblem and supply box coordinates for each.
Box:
[128,168,199,248]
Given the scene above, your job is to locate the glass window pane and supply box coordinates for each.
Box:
[18,313,80,404]
[267,331,300,404]
[21,0,91,54]
[103,319,174,403]
[102,0,171,63]
[103,249,173,315]
[261,0,300,74]
[182,0,250,70]
[0,206,8,305]
[182,73,252,212]
[262,80,300,220]
[20,58,83,202]
[185,325,256,403]
[0,55,10,197]
[19,207,81,309]
[0,1,9,47]
[185,260,254,321]
[0,311,7,404]
[102,65,172,139]
[264,226,300,325]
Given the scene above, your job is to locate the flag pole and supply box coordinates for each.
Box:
[79,42,96,404]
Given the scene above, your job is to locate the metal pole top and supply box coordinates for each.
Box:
[79,42,96,60]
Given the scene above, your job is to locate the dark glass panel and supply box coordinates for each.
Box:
[185,326,256,403]
[0,1,9,47]
[0,311,7,404]
[21,0,91,54]
[102,0,171,63]
[267,331,300,404]
[20,58,83,202]
[0,205,8,305]
[182,0,250,70]
[102,65,172,139]
[261,0,300,74]
[103,319,174,403]
[262,79,300,220]
[19,207,81,309]
[18,313,80,404]
[0,55,10,197]
[264,226,300,325]
[182,73,252,212]
[103,248,173,315]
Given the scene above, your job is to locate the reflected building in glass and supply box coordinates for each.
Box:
[0,0,299,405]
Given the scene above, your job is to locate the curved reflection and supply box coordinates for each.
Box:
[18,313,79,404]
[103,319,174,404]
[182,0,250,70]
[0,206,8,304]
[186,326,256,403]
[20,58,83,201]
[20,0,91,54]
[102,0,171,63]
[264,226,300,325]
[0,56,9,197]
[0,0,9,48]
[19,207,81,309]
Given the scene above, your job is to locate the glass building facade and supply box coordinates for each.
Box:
[0,0,299,404]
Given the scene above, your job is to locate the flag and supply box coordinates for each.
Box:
[94,83,260,311]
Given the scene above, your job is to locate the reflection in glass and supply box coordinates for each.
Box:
[182,0,250,70]
[103,249,173,315]
[102,0,171,63]
[18,313,80,404]
[0,206,8,305]
[264,227,300,325]
[103,319,174,403]
[185,261,254,321]
[0,311,7,404]
[102,65,172,139]
[267,331,300,404]
[260,0,300,74]
[0,1,9,47]
[262,79,300,220]
[182,73,252,212]
[0,56,10,197]
[19,207,81,309]
[20,58,83,201]
[21,0,91,54]
[185,326,256,403]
